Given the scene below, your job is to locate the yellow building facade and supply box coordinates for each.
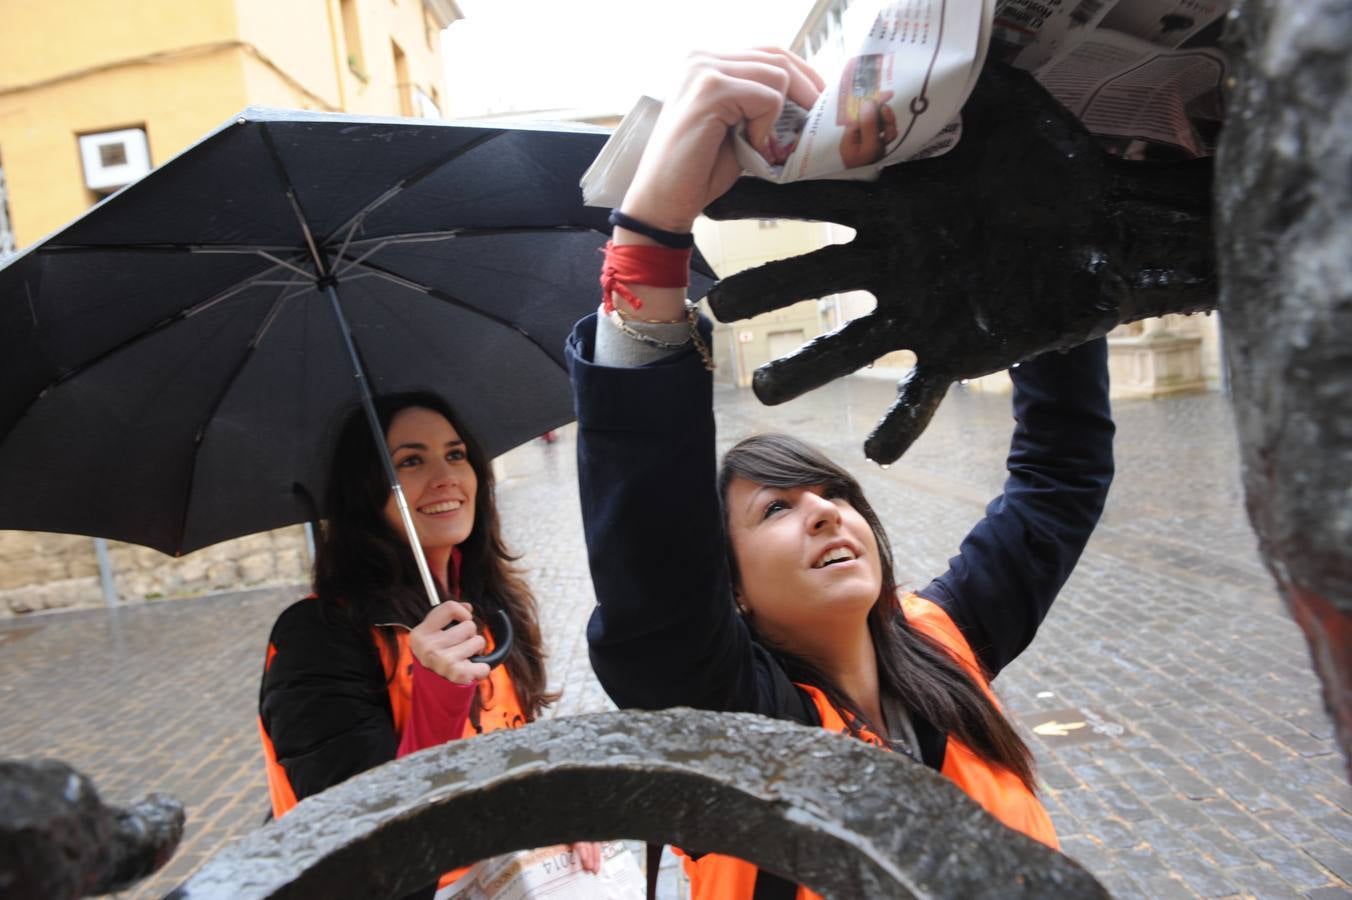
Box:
[0,0,458,248]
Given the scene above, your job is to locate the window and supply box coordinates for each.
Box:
[342,0,366,79]
[76,127,151,199]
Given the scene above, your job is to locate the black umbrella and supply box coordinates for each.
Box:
[0,107,714,591]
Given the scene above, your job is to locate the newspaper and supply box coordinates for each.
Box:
[436,841,644,900]
[582,0,996,207]
[992,0,1229,159]
[580,0,1229,207]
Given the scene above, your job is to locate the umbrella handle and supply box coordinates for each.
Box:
[470,609,513,669]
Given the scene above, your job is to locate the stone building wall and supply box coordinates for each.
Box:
[0,527,310,616]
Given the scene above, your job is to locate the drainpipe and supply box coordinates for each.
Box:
[326,0,349,109]
[93,538,118,607]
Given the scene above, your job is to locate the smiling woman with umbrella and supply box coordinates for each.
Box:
[0,104,712,897]
[258,391,602,897]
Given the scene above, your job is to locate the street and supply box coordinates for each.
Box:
[2,375,1348,898]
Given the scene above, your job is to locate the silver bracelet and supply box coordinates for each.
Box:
[606,302,715,371]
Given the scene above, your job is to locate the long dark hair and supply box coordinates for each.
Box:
[718,433,1036,791]
[313,391,555,723]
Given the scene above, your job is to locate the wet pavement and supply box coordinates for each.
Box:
[2,375,1349,899]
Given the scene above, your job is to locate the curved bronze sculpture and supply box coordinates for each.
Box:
[1217,0,1352,775]
[0,759,183,900]
[168,710,1105,899]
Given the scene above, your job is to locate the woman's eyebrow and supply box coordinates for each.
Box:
[744,486,773,518]
[390,441,428,453]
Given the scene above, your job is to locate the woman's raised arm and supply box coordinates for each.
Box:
[918,338,1115,677]
[567,51,824,718]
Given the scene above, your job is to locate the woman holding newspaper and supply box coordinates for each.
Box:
[567,49,1114,899]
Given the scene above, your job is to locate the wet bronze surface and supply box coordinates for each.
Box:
[1217,0,1352,775]
[169,710,1105,899]
[0,759,182,900]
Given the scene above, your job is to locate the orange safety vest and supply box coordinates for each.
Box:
[258,617,524,888]
[681,593,1057,900]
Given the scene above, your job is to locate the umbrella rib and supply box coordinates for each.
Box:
[172,279,298,555]
[253,249,318,280]
[0,260,290,447]
[258,122,328,280]
[333,226,593,278]
[277,272,380,302]
[324,130,507,256]
[341,257,567,372]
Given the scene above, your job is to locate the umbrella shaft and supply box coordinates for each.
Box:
[324,283,442,609]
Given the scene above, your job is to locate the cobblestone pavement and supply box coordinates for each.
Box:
[1,376,1349,899]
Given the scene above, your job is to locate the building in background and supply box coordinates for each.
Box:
[0,0,459,615]
[0,0,458,250]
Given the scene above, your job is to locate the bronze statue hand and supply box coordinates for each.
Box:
[705,63,1216,462]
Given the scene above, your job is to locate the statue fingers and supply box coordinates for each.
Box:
[752,315,898,405]
[709,244,869,321]
[864,364,954,464]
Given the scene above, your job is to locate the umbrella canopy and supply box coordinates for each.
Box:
[0,107,714,556]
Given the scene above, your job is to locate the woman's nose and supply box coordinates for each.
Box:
[805,492,840,531]
[430,460,457,487]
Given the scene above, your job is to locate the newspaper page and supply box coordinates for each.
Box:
[732,0,996,182]
[582,0,994,207]
[992,0,1229,158]
[580,0,1230,207]
[437,841,644,900]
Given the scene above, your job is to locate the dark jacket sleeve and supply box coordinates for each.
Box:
[258,598,399,801]
[918,337,1115,677]
[567,314,813,721]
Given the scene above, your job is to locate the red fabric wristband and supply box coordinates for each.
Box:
[599,240,692,314]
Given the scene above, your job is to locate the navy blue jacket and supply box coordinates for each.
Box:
[567,313,1113,756]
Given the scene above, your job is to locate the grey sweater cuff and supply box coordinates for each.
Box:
[593,305,692,368]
